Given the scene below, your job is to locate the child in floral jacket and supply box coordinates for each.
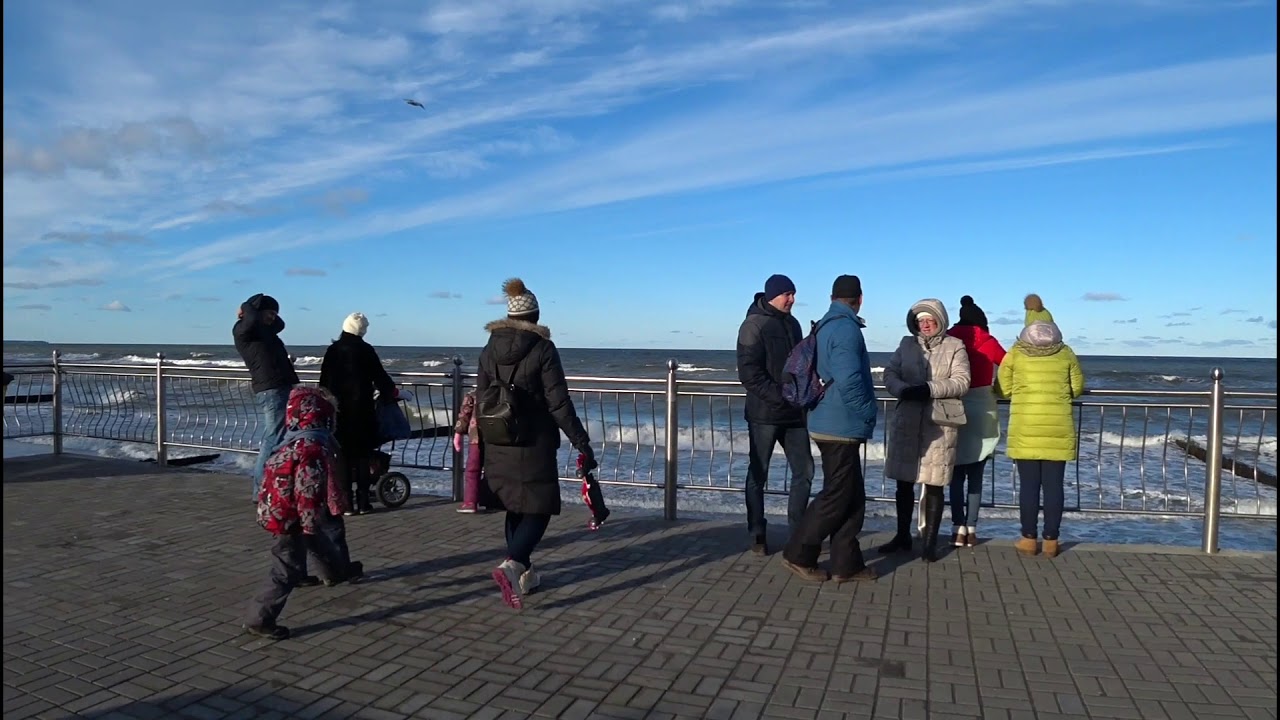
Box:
[453,391,487,513]
[243,385,360,640]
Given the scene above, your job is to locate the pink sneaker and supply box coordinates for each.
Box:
[491,559,526,610]
[456,503,477,514]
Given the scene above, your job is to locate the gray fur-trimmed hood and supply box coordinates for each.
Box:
[483,318,552,366]
[484,318,551,340]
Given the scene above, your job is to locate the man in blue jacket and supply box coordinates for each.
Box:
[781,275,879,582]
[736,274,814,555]
[234,294,300,501]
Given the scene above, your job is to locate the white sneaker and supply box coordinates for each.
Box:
[491,559,526,610]
[519,567,541,595]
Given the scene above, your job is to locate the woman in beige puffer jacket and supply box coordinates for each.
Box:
[880,299,971,562]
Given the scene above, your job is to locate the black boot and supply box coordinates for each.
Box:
[921,490,944,563]
[878,483,915,554]
[356,485,372,514]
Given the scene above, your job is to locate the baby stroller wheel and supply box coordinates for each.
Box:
[377,472,411,508]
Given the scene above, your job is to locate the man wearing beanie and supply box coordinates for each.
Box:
[736,273,813,555]
[234,293,300,501]
[478,278,595,609]
[782,274,879,582]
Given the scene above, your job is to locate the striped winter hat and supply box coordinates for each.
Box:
[503,278,539,317]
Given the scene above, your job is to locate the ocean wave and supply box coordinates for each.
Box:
[422,360,446,368]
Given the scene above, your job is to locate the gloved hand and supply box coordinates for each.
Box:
[899,384,931,402]
[577,446,598,473]
[453,433,464,453]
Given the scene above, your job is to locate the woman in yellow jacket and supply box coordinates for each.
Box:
[997,321,1084,558]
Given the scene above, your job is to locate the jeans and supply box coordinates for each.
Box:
[745,423,815,537]
[949,459,988,527]
[252,387,292,500]
[1017,460,1066,540]
[783,440,868,576]
[504,512,551,568]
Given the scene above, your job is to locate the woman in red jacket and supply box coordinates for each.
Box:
[945,296,1007,548]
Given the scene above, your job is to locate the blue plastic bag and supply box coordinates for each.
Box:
[376,401,412,443]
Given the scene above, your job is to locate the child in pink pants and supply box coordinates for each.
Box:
[453,391,486,513]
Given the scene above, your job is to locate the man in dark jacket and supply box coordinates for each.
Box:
[234,293,300,501]
[478,278,594,610]
[318,312,397,514]
[736,274,814,555]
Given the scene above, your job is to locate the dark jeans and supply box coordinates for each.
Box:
[745,423,815,536]
[505,512,551,568]
[783,441,867,576]
[346,450,372,509]
[245,530,341,628]
[252,387,292,500]
[1017,460,1066,540]
[949,459,988,526]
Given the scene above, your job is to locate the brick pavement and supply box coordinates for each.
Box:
[2,454,1276,720]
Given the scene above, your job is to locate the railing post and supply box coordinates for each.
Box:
[51,350,63,456]
[663,359,679,521]
[450,356,464,503]
[1201,367,1225,554]
[155,353,168,467]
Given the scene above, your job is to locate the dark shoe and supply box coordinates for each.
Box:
[832,567,878,583]
[921,492,944,563]
[877,534,912,554]
[965,528,979,548]
[750,534,768,556]
[346,561,365,582]
[780,559,828,582]
[952,527,967,548]
[296,575,321,587]
[244,623,290,640]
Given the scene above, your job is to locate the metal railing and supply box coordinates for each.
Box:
[4,352,1275,554]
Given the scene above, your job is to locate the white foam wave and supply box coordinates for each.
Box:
[422,360,446,367]
[677,364,721,373]
[294,356,323,367]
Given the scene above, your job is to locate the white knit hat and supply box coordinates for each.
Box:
[343,312,369,337]
[502,278,539,317]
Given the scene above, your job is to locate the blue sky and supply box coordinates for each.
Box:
[2,0,1277,357]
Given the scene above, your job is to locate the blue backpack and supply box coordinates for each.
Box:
[781,319,831,410]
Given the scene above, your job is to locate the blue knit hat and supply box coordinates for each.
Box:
[764,274,796,302]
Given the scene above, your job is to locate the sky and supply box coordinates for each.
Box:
[2,0,1277,358]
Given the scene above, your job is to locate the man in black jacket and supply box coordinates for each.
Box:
[234,293,300,501]
[736,274,814,555]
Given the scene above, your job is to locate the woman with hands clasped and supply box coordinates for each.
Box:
[880,299,971,563]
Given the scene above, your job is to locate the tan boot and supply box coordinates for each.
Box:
[1042,539,1060,558]
[1014,536,1039,556]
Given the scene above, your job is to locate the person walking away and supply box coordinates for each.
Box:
[780,275,879,583]
[318,313,397,515]
[881,299,971,563]
[453,390,487,513]
[1023,294,1054,326]
[945,295,1007,547]
[234,294,299,502]
[243,386,360,640]
[735,274,814,555]
[478,278,595,610]
[998,321,1084,558]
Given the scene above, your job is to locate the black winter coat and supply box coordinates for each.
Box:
[233,296,299,393]
[476,319,590,516]
[736,293,805,426]
[318,333,397,456]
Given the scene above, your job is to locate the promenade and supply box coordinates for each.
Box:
[3,455,1276,720]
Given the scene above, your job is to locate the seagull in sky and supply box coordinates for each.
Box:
[404,98,425,109]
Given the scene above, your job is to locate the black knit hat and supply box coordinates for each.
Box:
[958,295,988,330]
[831,275,862,300]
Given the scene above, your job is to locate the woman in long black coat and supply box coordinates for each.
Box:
[318,312,396,514]
[478,279,594,610]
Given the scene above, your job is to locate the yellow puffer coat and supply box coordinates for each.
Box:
[997,322,1085,461]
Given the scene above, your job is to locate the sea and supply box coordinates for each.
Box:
[4,341,1277,551]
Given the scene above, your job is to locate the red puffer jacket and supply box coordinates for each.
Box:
[256,386,349,535]
[946,325,1007,388]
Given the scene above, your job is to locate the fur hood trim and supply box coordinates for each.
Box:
[484,318,551,339]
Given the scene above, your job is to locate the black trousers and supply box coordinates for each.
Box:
[783,440,868,576]
[244,529,341,628]
[504,513,551,568]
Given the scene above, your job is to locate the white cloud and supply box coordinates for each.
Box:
[1082,292,1127,302]
[101,300,131,312]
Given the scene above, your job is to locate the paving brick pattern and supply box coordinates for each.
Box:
[3,455,1276,720]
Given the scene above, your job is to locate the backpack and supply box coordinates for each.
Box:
[475,362,532,446]
[781,319,831,410]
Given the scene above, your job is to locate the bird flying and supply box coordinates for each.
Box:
[404,99,425,109]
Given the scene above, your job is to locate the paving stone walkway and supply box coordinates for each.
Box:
[2,454,1276,720]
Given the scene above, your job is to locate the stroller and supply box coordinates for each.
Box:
[370,450,411,509]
